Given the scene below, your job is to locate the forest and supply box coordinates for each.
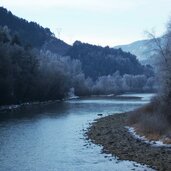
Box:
[66,41,154,79]
[0,7,156,106]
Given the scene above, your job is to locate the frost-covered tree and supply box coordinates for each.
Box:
[143,77,156,92]
[37,50,92,98]
[122,74,147,92]
[149,20,171,122]
[92,72,122,94]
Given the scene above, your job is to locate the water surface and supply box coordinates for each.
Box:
[0,94,154,171]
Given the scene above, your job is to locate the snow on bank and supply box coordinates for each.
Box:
[65,88,79,100]
[66,95,79,100]
[0,104,20,111]
[0,100,61,112]
[126,126,171,148]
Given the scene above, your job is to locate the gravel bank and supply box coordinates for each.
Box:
[86,112,171,171]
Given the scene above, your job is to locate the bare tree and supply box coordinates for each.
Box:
[56,27,62,39]
[148,21,171,122]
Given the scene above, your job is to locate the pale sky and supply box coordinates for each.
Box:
[1,0,171,46]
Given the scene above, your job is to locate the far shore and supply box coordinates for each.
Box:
[86,112,171,171]
[0,93,147,113]
[0,99,62,113]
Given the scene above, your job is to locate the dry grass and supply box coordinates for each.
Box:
[128,101,171,143]
[128,103,155,125]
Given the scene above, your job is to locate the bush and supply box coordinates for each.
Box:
[128,102,170,135]
[139,113,169,135]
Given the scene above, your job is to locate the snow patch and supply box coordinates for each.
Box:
[107,94,115,97]
[126,126,171,148]
[67,88,79,100]
[67,95,79,100]
[0,100,61,112]
[0,104,20,110]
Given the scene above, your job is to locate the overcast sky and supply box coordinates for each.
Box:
[1,0,171,46]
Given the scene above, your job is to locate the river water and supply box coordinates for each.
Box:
[0,94,154,171]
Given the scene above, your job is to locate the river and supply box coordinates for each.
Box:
[0,93,154,171]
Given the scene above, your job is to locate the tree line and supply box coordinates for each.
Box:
[0,26,156,106]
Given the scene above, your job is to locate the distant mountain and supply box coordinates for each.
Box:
[0,7,70,55]
[66,41,153,79]
[114,39,157,65]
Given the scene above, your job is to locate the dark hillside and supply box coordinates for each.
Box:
[0,7,70,55]
[66,41,153,79]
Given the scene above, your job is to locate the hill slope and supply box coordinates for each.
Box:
[0,7,70,55]
[114,39,157,64]
[66,41,153,79]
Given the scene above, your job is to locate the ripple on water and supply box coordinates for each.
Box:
[0,93,155,171]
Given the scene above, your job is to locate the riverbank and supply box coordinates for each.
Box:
[0,100,61,113]
[86,112,171,171]
[0,94,142,113]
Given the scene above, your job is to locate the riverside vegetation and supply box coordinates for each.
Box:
[0,7,155,106]
[128,20,171,142]
[87,19,171,171]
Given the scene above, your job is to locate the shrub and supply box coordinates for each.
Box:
[128,102,170,135]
